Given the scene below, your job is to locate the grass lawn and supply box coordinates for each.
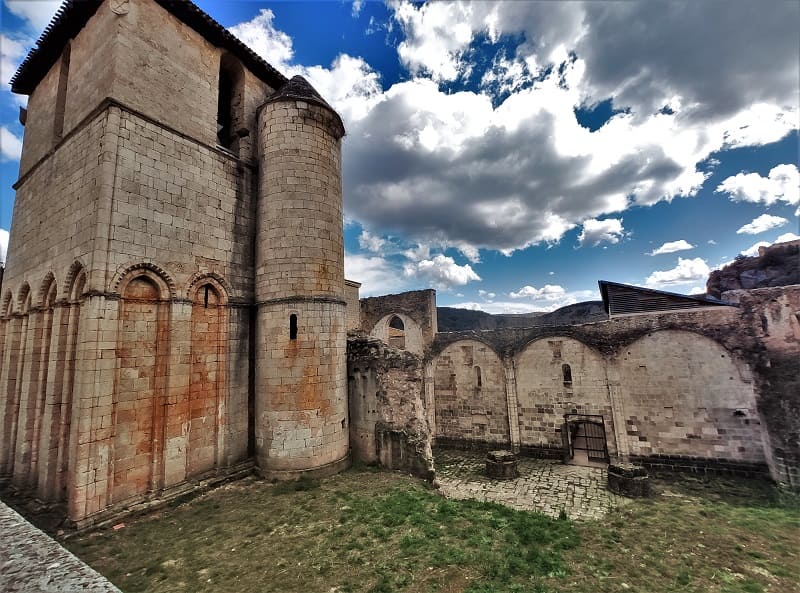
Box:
[65,467,799,593]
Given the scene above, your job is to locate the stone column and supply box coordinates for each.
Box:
[503,354,521,453]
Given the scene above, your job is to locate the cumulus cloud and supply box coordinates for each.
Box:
[716,164,800,209]
[228,9,294,73]
[739,232,800,257]
[403,254,480,290]
[478,289,496,299]
[344,253,407,296]
[230,2,799,259]
[352,0,364,18]
[358,229,386,252]
[736,213,788,235]
[509,284,566,300]
[1,33,30,86]
[645,257,711,288]
[578,218,625,247]
[5,1,61,31]
[453,287,595,314]
[0,228,8,265]
[649,239,694,255]
[0,126,23,161]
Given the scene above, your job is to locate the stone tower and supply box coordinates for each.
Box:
[254,77,350,478]
[1,0,354,526]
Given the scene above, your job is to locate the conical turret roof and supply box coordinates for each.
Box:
[264,76,345,136]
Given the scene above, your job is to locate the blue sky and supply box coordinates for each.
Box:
[1,0,798,312]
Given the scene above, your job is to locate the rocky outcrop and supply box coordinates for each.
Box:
[707,240,800,298]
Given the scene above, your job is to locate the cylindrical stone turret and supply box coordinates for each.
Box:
[254,76,349,478]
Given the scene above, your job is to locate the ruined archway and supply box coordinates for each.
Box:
[514,336,614,458]
[370,312,424,355]
[432,340,509,447]
[617,330,765,465]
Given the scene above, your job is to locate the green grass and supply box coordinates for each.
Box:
[65,469,800,593]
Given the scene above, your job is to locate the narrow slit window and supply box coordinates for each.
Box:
[204,285,210,308]
[289,314,298,340]
[475,366,482,388]
[562,363,573,387]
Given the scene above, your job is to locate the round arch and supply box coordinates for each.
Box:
[370,312,424,355]
[38,272,57,308]
[17,283,31,313]
[186,272,230,305]
[431,339,510,446]
[114,263,174,300]
[63,259,87,300]
[618,329,763,462]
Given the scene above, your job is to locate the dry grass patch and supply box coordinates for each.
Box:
[65,468,799,593]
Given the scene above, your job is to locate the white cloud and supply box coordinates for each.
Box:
[453,287,595,313]
[0,228,8,265]
[227,2,799,260]
[5,1,61,31]
[716,164,800,208]
[358,229,386,252]
[509,284,566,300]
[739,232,800,257]
[736,213,789,235]
[645,257,711,288]
[578,218,625,247]
[649,239,694,255]
[352,0,364,18]
[1,126,23,161]
[403,254,480,290]
[707,239,717,245]
[1,33,30,86]
[478,289,496,299]
[228,9,294,73]
[344,252,407,296]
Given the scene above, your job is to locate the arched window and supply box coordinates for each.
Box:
[562,363,573,387]
[388,315,405,349]
[290,314,298,340]
[475,366,482,388]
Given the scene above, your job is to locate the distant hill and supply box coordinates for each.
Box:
[437,300,605,332]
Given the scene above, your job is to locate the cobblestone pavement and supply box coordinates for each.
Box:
[0,501,120,593]
[434,450,629,520]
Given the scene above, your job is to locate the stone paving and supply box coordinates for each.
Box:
[434,449,629,520]
[0,501,120,593]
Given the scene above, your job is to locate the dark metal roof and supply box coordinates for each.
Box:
[598,280,734,317]
[10,0,288,95]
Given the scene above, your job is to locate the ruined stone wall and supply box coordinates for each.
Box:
[429,294,799,483]
[433,340,509,447]
[617,330,763,463]
[347,336,434,479]
[515,337,614,456]
[360,289,438,349]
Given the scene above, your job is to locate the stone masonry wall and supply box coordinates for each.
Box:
[515,337,615,456]
[433,340,510,447]
[429,293,799,483]
[360,289,438,349]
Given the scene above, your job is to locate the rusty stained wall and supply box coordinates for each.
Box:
[347,336,434,479]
